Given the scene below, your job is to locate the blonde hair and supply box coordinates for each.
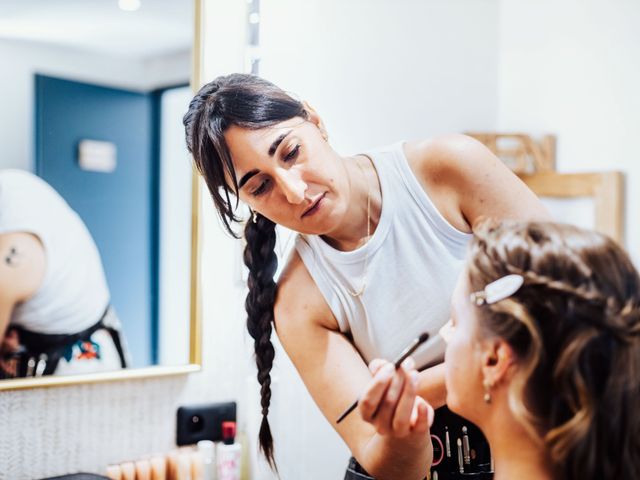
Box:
[468,220,640,479]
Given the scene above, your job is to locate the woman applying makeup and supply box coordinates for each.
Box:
[440,221,640,479]
[183,73,549,479]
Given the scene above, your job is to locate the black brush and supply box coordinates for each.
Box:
[336,332,430,424]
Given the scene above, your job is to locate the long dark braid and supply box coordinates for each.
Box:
[183,73,308,469]
[243,214,278,468]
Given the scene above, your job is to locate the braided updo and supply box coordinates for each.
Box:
[468,221,640,480]
[183,73,308,468]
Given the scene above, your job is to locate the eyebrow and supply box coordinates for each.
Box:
[268,130,292,156]
[237,130,293,189]
[238,169,259,189]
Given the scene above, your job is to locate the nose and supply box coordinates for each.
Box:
[274,167,307,204]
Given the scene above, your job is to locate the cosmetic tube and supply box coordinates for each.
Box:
[198,440,216,480]
[105,465,122,480]
[135,460,151,480]
[120,462,135,480]
[150,455,167,480]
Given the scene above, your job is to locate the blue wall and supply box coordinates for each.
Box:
[35,75,157,367]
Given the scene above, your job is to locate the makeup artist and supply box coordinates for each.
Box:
[0,169,129,379]
[183,73,549,480]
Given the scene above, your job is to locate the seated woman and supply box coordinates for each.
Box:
[0,169,129,378]
[443,220,640,479]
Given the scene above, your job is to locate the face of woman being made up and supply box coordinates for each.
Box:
[443,272,488,425]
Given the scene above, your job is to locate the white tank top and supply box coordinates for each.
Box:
[295,142,472,367]
[0,169,110,334]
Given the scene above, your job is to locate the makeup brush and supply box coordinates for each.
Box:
[336,332,430,423]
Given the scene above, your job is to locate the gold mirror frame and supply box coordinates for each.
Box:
[0,0,204,392]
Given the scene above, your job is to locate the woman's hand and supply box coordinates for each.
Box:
[359,357,434,438]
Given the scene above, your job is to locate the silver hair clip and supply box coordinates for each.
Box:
[470,274,524,306]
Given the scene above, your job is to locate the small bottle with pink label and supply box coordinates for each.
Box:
[216,421,242,480]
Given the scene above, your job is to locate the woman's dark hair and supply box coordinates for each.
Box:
[469,221,640,479]
[183,74,308,468]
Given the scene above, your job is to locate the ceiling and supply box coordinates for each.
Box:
[0,0,193,59]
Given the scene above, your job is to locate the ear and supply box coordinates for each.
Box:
[302,101,328,140]
[480,338,516,387]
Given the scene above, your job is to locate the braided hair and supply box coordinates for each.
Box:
[468,220,640,480]
[183,73,308,468]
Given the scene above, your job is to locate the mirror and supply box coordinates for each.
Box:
[0,0,201,388]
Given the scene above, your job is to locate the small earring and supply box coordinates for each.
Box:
[249,209,258,223]
[483,379,493,404]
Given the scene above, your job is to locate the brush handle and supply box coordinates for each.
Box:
[336,399,359,424]
[336,332,430,424]
[393,333,429,368]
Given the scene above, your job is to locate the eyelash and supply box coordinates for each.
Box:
[250,145,301,197]
[284,144,301,162]
[251,179,270,197]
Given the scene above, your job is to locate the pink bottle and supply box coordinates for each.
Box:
[216,421,241,480]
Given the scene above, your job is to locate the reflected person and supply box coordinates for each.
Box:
[0,169,129,378]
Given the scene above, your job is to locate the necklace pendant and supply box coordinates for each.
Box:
[348,281,366,297]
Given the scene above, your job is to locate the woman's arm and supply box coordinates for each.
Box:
[405,134,551,233]
[0,232,46,340]
[275,252,432,480]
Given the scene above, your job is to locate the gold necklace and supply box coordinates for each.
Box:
[347,156,372,297]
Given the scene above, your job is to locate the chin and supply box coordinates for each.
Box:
[304,205,344,235]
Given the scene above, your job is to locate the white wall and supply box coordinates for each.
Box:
[260,0,501,154]
[0,39,189,171]
[497,0,640,265]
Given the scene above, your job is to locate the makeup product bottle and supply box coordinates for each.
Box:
[149,455,167,480]
[174,450,193,480]
[105,464,123,480]
[190,450,204,480]
[217,421,241,480]
[167,450,179,480]
[237,428,251,480]
[198,440,217,480]
[135,459,152,480]
[120,462,135,480]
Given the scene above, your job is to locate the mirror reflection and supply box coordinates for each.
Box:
[0,0,194,379]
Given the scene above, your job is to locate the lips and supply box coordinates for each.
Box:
[302,192,326,218]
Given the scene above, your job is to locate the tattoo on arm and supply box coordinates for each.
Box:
[4,246,21,267]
